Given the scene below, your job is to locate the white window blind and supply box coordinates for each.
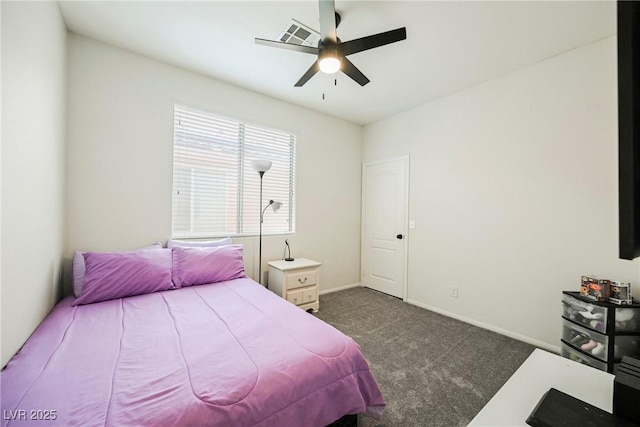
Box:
[172,105,296,238]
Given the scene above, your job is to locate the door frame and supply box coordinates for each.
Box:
[361,154,410,301]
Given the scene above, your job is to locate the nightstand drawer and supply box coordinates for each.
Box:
[287,268,318,290]
[286,289,304,306]
[302,286,317,304]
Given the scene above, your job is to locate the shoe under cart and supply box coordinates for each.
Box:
[561,291,640,373]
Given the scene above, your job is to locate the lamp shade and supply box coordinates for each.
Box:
[252,160,272,173]
[271,201,282,212]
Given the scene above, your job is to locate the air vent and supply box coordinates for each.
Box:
[277,19,320,48]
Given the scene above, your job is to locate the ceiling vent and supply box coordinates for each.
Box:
[277,19,320,47]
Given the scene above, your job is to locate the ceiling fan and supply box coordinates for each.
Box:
[255,0,407,87]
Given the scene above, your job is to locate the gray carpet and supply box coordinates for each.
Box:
[315,287,535,427]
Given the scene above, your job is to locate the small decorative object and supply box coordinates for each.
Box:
[284,239,294,262]
[610,282,633,305]
[595,279,611,302]
[581,276,598,299]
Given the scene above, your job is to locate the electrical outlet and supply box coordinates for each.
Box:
[450,287,458,298]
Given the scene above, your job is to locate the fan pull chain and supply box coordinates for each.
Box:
[322,79,338,100]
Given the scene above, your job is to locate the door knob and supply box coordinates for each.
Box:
[397,234,403,239]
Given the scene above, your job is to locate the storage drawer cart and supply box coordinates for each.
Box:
[267,258,321,312]
[561,291,640,372]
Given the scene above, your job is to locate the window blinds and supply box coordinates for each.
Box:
[172,105,296,238]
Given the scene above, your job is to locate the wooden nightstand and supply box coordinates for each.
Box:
[267,258,321,312]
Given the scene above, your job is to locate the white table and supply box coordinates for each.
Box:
[468,349,614,426]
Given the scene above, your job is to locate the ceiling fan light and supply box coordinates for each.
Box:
[319,56,341,74]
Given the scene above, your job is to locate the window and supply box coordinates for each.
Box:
[172,105,296,238]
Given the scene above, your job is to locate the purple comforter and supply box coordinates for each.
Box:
[1,278,384,426]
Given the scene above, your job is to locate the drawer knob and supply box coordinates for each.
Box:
[298,277,308,284]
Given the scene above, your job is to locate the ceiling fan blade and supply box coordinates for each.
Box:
[339,27,407,57]
[294,61,320,87]
[341,57,370,86]
[255,38,319,55]
[319,0,337,43]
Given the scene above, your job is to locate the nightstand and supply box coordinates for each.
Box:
[267,258,321,312]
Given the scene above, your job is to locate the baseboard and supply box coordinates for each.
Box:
[320,282,362,296]
[405,298,560,354]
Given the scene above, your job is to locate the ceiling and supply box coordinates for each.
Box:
[57,1,616,125]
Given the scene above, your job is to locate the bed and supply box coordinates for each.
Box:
[1,245,384,426]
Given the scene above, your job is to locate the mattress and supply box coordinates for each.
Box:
[1,278,384,426]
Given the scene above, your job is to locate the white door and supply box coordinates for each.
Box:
[361,156,408,299]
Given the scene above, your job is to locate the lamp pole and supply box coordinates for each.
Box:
[258,171,265,285]
[251,159,273,286]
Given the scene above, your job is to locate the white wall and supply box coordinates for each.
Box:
[1,2,67,366]
[66,35,362,294]
[6,8,631,363]
[363,37,640,349]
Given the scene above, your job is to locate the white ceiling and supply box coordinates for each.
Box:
[57,1,616,125]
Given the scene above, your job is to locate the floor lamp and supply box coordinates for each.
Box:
[251,160,282,286]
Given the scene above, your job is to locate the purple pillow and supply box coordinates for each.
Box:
[73,243,161,297]
[73,247,173,306]
[172,245,246,288]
